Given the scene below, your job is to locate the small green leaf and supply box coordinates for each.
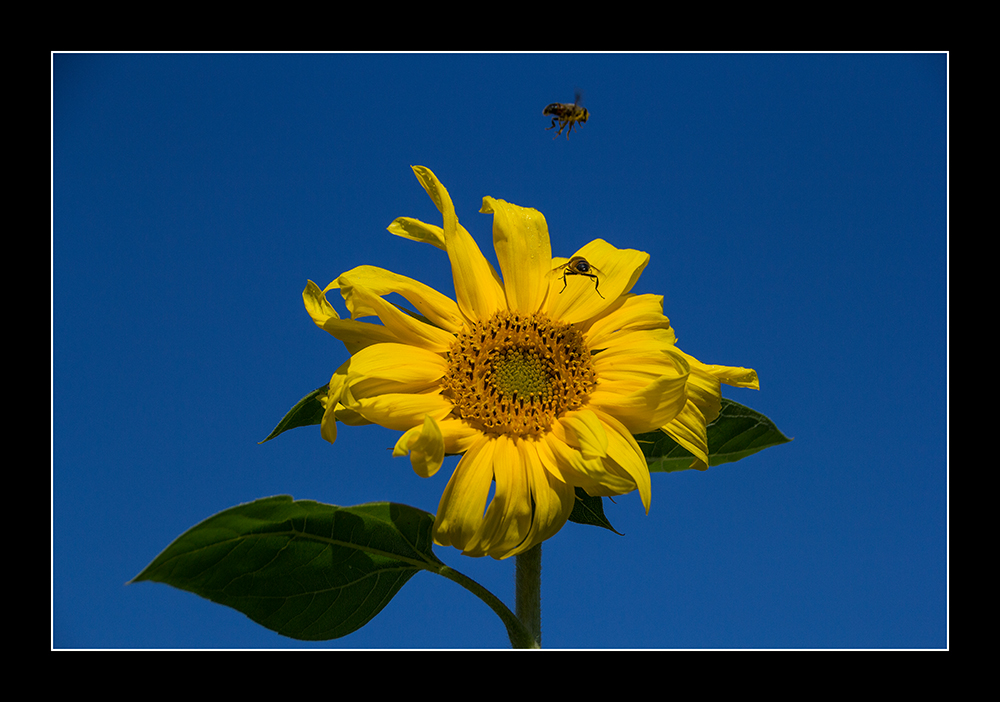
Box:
[568,488,622,534]
[131,496,443,641]
[260,385,328,443]
[638,399,791,473]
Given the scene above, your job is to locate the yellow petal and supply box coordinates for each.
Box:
[343,389,453,432]
[661,400,710,470]
[588,346,690,434]
[591,330,690,397]
[303,279,339,327]
[592,408,651,512]
[319,360,352,445]
[493,439,577,559]
[433,436,497,553]
[393,414,445,478]
[329,273,455,353]
[437,417,484,455]
[506,456,576,558]
[584,294,675,347]
[546,239,649,324]
[481,197,552,314]
[542,425,634,496]
[469,435,532,558]
[699,361,760,390]
[331,265,464,333]
[552,408,609,460]
[303,280,400,353]
[410,166,505,322]
[387,217,446,251]
[675,349,758,424]
[342,342,446,398]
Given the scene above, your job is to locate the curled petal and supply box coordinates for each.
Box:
[331,265,464,333]
[320,365,346,445]
[387,217,446,251]
[303,280,399,353]
[695,360,760,390]
[393,414,445,478]
[676,349,759,424]
[329,274,455,353]
[303,279,339,327]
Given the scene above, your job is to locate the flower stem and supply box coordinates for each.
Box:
[515,543,542,647]
[437,565,537,649]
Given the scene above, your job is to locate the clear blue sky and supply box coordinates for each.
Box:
[53,52,947,649]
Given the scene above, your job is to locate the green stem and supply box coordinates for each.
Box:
[515,543,542,647]
[437,565,537,649]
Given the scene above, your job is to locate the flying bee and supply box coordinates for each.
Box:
[543,92,589,139]
[550,255,604,298]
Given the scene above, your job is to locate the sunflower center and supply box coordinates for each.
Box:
[441,310,596,437]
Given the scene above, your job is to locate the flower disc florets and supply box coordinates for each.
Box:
[441,310,595,438]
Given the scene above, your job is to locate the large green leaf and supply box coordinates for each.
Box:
[260,385,328,443]
[131,496,443,641]
[637,399,791,473]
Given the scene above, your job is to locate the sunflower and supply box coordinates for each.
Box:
[303,166,758,559]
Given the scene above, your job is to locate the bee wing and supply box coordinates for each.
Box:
[546,257,570,277]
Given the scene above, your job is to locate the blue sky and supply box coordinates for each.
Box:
[53,52,947,649]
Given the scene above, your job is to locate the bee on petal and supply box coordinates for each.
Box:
[543,92,589,140]
[550,256,604,298]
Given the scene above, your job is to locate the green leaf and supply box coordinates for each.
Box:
[260,385,328,443]
[131,496,444,641]
[568,487,622,534]
[638,399,791,473]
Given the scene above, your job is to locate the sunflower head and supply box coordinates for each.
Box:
[303,166,758,559]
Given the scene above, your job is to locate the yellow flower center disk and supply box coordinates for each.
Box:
[442,310,596,437]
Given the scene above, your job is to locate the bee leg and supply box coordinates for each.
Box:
[559,272,568,294]
[591,274,605,299]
